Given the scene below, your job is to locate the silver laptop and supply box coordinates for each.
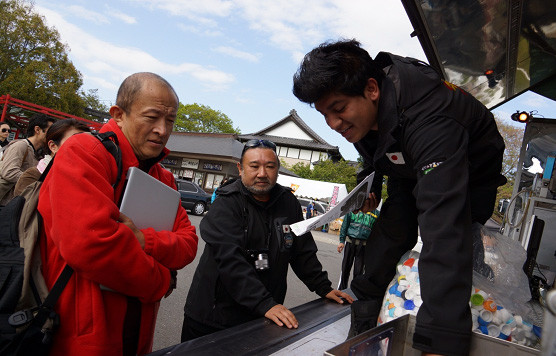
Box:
[120,167,180,231]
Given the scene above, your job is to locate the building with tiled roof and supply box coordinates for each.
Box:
[238,109,342,167]
[162,110,342,192]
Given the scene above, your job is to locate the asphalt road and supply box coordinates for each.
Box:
[152,214,345,352]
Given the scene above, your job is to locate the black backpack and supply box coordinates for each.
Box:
[0,132,122,356]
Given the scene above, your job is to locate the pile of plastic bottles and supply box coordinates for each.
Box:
[378,251,541,347]
[470,288,540,346]
[378,250,422,324]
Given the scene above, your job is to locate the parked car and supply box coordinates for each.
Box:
[176,179,211,215]
[297,198,328,217]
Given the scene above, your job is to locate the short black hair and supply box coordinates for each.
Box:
[26,114,55,137]
[116,72,178,114]
[293,39,384,104]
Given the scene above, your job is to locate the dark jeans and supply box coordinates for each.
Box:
[338,240,365,290]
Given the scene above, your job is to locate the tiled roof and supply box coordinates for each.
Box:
[238,109,342,160]
[238,133,338,151]
[246,109,330,145]
[166,131,298,176]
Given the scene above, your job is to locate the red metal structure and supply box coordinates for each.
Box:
[0,94,104,138]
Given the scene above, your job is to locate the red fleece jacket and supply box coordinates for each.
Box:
[38,119,198,355]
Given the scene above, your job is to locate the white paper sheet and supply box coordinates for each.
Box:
[290,172,375,236]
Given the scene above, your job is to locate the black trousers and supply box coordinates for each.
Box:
[338,240,365,290]
[181,314,223,342]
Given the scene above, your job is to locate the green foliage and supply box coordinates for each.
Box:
[491,115,524,223]
[286,159,358,191]
[287,161,312,178]
[494,116,523,180]
[80,89,109,123]
[0,0,85,115]
[80,89,109,113]
[175,103,240,133]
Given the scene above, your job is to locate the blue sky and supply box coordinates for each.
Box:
[32,0,556,161]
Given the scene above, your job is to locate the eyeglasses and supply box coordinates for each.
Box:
[242,139,276,155]
[1,128,9,133]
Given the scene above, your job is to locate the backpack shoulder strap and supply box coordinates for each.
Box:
[91,132,123,189]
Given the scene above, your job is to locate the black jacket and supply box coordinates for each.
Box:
[351,52,506,355]
[356,52,506,193]
[185,179,333,329]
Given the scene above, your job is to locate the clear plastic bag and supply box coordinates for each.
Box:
[472,223,532,318]
[379,223,537,338]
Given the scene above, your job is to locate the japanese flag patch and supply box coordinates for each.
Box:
[386,152,405,164]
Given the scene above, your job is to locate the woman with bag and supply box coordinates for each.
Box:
[14,119,91,196]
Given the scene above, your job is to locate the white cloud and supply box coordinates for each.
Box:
[223,0,424,62]
[130,0,233,24]
[522,92,551,109]
[124,0,425,63]
[235,0,333,54]
[177,23,222,37]
[214,46,260,62]
[36,6,235,93]
[67,5,109,24]
[106,6,137,24]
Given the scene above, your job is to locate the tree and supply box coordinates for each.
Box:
[286,159,358,191]
[175,103,240,134]
[495,116,524,180]
[80,89,109,113]
[493,116,525,222]
[80,89,110,123]
[0,0,86,115]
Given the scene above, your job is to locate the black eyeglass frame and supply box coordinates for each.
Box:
[1,128,10,133]
[241,139,277,155]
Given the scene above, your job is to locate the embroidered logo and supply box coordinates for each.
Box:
[421,161,443,175]
[282,225,293,248]
[386,152,405,164]
[442,80,468,95]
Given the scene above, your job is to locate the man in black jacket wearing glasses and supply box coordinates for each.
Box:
[181,139,353,341]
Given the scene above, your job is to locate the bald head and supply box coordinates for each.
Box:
[116,72,178,114]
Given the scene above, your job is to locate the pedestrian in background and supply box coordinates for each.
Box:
[0,122,11,148]
[306,200,314,219]
[0,114,54,205]
[211,177,229,203]
[337,209,379,290]
[14,118,91,196]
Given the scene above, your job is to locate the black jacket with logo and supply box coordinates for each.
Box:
[352,52,506,355]
[356,52,505,190]
[185,179,333,329]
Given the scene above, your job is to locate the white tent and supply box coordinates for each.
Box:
[277,174,348,206]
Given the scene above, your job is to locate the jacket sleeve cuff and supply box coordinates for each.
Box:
[317,286,334,299]
[413,322,471,356]
[254,298,278,317]
[142,228,156,255]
